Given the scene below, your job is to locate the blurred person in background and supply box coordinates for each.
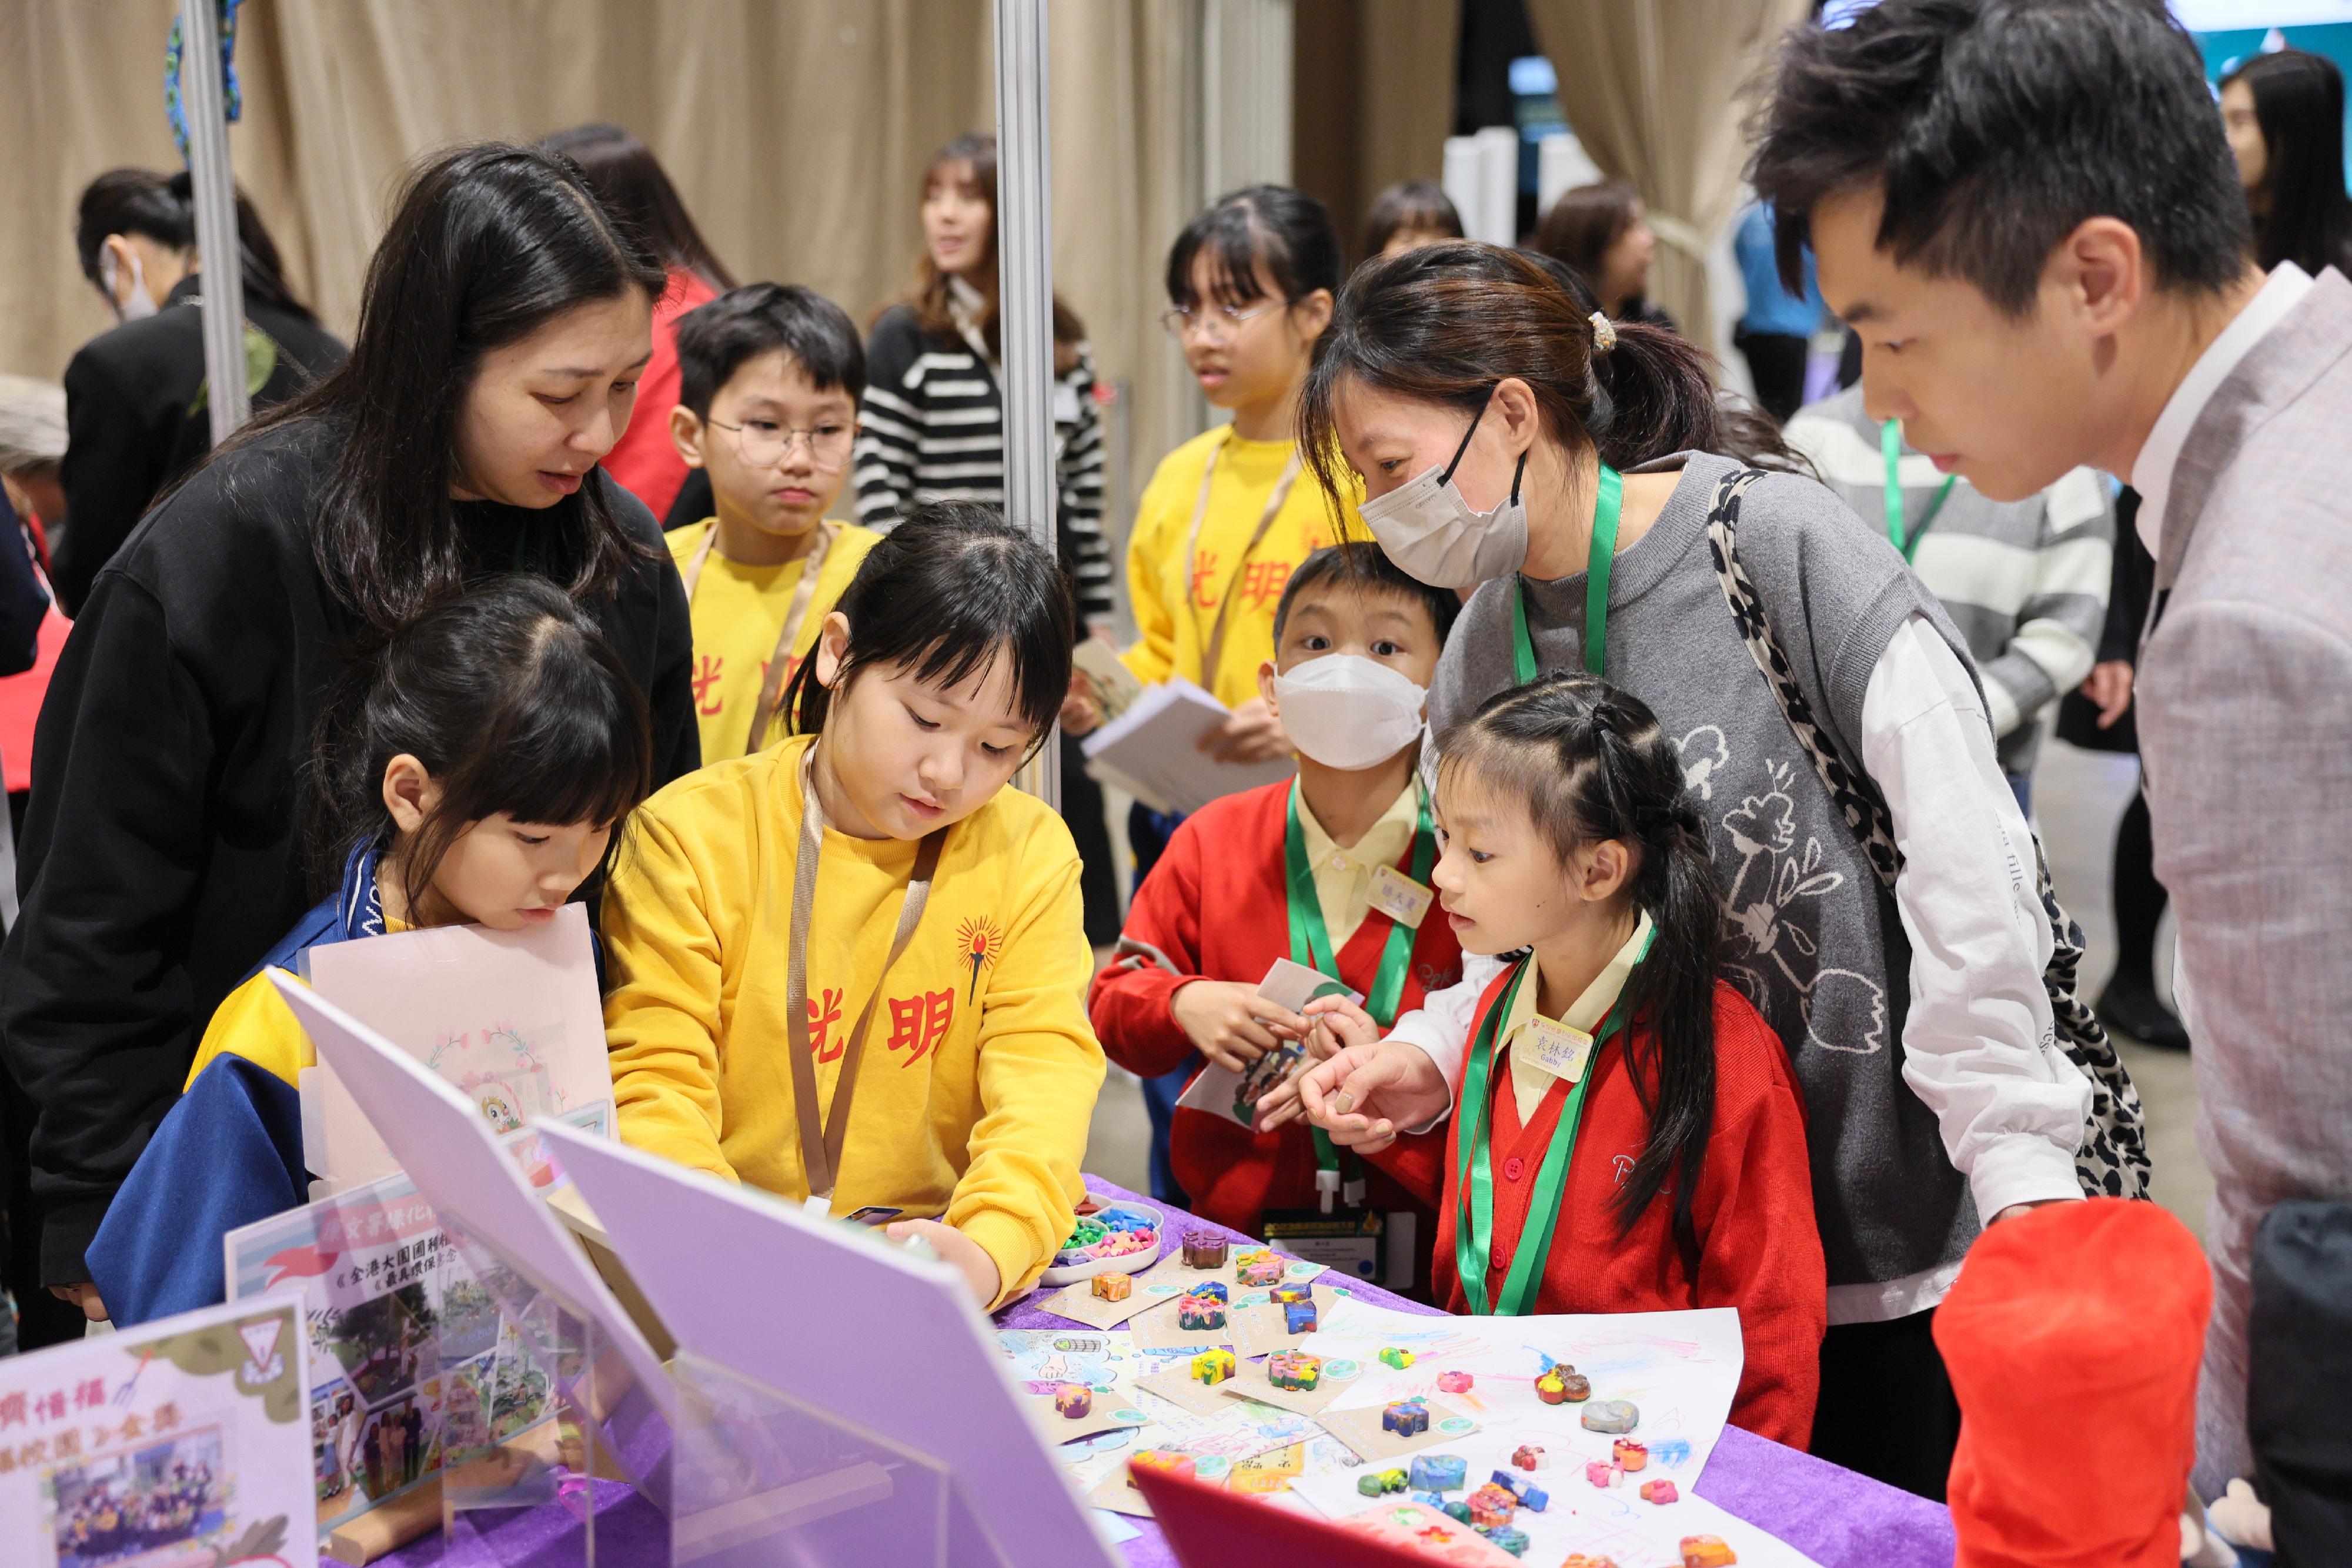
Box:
[2222,49,2352,279]
[1535,179,1674,332]
[540,123,737,524]
[1733,200,1826,423]
[59,169,343,615]
[1362,179,1465,261]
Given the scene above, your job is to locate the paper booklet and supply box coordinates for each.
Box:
[223,1105,608,1537]
[0,1291,316,1568]
[1175,958,1359,1129]
[296,902,615,1192]
[1080,676,1294,817]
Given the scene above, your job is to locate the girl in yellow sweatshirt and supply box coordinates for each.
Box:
[602,502,1105,1309]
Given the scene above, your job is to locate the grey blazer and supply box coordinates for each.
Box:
[2138,267,2352,1497]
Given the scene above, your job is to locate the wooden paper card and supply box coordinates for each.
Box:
[1021,1389,1152,1447]
[1317,1398,1481,1465]
[1137,1362,1245,1417]
[1216,1355,1354,1417]
[1228,1281,1347,1358]
[1127,1292,1237,1353]
[1034,1271,1162,1329]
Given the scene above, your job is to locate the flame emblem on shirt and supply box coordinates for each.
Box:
[957,916,1006,1002]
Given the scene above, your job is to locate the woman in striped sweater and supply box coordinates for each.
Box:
[854,131,1117,942]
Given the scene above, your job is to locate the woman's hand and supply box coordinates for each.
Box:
[1277,1039,1451,1153]
[884,1219,1002,1309]
[1170,980,1305,1073]
[1200,697,1289,764]
[2079,660,2133,728]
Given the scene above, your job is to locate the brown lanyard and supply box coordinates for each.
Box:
[681,520,837,753]
[1181,432,1301,695]
[780,745,947,1205]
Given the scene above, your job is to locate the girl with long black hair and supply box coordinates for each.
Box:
[4,142,698,1323]
[1287,240,2113,1497]
[1292,673,1823,1442]
[2222,49,2352,278]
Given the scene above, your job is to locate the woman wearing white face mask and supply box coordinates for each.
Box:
[58,169,345,616]
[1293,241,2136,1502]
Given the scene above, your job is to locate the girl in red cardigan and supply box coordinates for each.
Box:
[1288,673,1826,1445]
[1090,547,1464,1294]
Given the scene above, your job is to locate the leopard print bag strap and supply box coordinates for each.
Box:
[1701,470,2151,1202]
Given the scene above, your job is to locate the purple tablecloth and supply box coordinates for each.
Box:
[382,1176,1955,1567]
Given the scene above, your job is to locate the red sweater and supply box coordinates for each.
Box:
[602,267,717,520]
[1429,967,1826,1448]
[1088,781,1463,1290]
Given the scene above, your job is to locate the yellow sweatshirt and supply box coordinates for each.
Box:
[1121,426,1365,712]
[667,519,882,762]
[602,733,1105,1305]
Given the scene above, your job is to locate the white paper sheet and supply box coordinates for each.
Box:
[1080,676,1294,815]
[1175,958,1359,1129]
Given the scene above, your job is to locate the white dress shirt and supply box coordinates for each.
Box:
[2130,262,2314,557]
[1389,616,2092,1322]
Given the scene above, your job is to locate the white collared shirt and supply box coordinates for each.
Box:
[2130,262,2314,556]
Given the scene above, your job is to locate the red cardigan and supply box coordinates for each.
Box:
[1088,781,1464,1290]
[1430,967,1827,1449]
[602,267,717,520]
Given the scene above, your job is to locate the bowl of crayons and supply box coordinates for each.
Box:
[1039,1198,1164,1286]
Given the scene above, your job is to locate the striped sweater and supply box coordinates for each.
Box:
[1785,385,2113,773]
[853,302,1113,626]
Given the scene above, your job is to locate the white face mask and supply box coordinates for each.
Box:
[1272,653,1428,771]
[99,245,159,323]
[1358,396,1529,590]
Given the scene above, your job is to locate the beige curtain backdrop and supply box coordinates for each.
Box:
[1522,0,1810,336]
[1,0,1204,511]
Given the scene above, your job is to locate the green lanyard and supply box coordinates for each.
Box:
[1285,780,1436,1186]
[1512,463,1623,684]
[1881,419,1955,564]
[1452,927,1652,1316]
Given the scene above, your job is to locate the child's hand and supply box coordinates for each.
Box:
[1170,981,1305,1073]
[1198,697,1290,764]
[884,1219,1001,1309]
[1061,672,1103,737]
[1285,1040,1449,1154]
[1302,995,1379,1061]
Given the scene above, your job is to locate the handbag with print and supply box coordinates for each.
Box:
[1700,468,2152,1202]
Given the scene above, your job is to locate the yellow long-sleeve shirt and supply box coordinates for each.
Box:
[667,519,882,762]
[602,733,1105,1305]
[1120,427,1365,712]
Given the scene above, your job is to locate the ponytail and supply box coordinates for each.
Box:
[1440,672,1723,1270]
[1299,240,1802,513]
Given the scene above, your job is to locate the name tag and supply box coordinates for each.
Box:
[1367,865,1434,929]
[1514,1015,1595,1085]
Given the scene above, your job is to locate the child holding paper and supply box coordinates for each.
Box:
[182,577,656,1089]
[602,503,1103,1310]
[664,283,881,763]
[1089,546,1462,1293]
[1285,674,1826,1444]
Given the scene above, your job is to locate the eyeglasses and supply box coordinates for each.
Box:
[707,417,858,471]
[1159,300,1284,342]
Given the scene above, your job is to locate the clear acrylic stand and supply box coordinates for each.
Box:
[667,1351,1016,1568]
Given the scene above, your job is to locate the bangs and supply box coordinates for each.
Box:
[1165,203,1279,309]
[437,643,652,831]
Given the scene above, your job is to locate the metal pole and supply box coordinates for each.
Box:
[180,0,250,444]
[994,0,1060,809]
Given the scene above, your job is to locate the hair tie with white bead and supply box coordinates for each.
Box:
[1589,311,1618,355]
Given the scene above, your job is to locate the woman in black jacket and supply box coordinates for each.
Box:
[58,169,347,614]
[2,143,699,1319]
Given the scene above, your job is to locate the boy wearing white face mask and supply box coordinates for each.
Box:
[1089,547,1463,1293]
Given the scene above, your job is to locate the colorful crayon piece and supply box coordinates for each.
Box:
[1435,1370,1474,1393]
[1269,1283,1312,1306]
[1562,1556,1622,1568]
[1641,1479,1679,1505]
[1235,1250,1285,1287]
[1478,1525,1530,1557]
[1489,1470,1548,1512]
[1268,1350,1323,1390]
[1511,1444,1547,1471]
[1092,1272,1133,1301]
[1283,1298,1319,1335]
[1181,1232,1228,1269]
[1581,1399,1640,1435]
[1534,1370,1570,1404]
[1679,1536,1736,1567]
[1585,1460,1620,1489]
[1176,1287,1227,1330]
[1382,1400,1429,1437]
[1379,1345,1415,1370]
[1408,1453,1468,1492]
[1444,1501,1473,1524]
[1191,1348,1235,1385]
[1054,1383,1091,1419]
[1613,1438,1649,1472]
[1464,1483,1516,1529]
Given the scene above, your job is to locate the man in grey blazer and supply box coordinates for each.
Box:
[1750,0,2352,1510]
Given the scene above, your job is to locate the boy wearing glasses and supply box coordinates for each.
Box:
[667,284,881,761]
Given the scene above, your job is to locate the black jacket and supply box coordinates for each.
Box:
[56,275,346,616]
[0,417,699,1282]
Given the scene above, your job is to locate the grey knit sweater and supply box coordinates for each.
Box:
[1429,450,1980,1289]
[1784,386,2113,775]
